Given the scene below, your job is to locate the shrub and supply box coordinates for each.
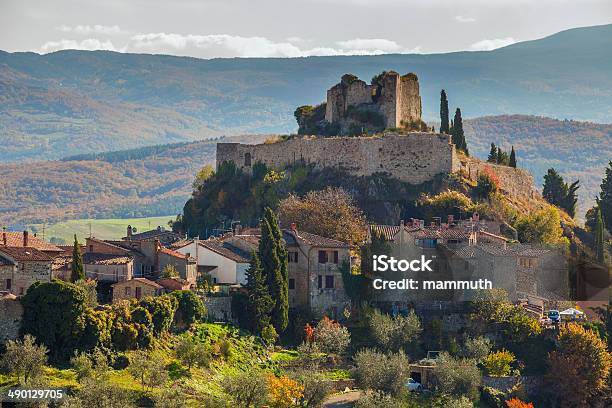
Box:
[175,336,210,370]
[433,353,481,401]
[506,398,534,408]
[171,290,207,328]
[267,374,304,408]
[354,391,405,408]
[291,370,331,408]
[1,335,48,385]
[261,324,279,346]
[484,350,516,377]
[476,173,498,199]
[481,386,506,408]
[223,368,269,408]
[139,295,177,335]
[314,317,351,355]
[461,336,492,362]
[353,349,410,396]
[128,350,168,390]
[368,309,421,352]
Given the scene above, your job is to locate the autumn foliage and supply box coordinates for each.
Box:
[267,374,304,408]
[506,398,534,408]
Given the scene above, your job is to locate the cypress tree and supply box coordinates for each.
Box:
[487,143,497,163]
[259,208,288,333]
[440,90,450,134]
[509,146,517,168]
[598,160,612,231]
[543,168,567,206]
[562,180,580,218]
[452,108,468,155]
[245,251,274,333]
[70,234,84,282]
[595,207,605,263]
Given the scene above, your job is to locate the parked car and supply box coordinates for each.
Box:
[405,378,423,392]
[548,310,561,324]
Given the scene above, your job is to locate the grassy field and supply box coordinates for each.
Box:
[31,215,176,244]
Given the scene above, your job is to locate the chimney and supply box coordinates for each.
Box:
[23,230,29,247]
[2,228,6,246]
[154,239,160,274]
[473,212,480,222]
[448,214,454,225]
[127,225,133,238]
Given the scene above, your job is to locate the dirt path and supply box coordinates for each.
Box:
[323,390,363,408]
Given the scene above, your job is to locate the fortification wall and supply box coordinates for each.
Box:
[398,75,422,125]
[217,133,459,185]
[461,158,540,201]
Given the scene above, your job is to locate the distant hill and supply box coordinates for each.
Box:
[465,115,612,218]
[1,24,611,161]
[0,135,268,229]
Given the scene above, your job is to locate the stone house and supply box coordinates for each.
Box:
[223,226,352,319]
[175,239,251,285]
[0,246,54,296]
[111,278,163,303]
[124,225,182,246]
[84,253,134,282]
[1,230,63,257]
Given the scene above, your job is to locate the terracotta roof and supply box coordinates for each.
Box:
[157,277,191,290]
[414,227,472,240]
[84,253,133,265]
[1,232,62,252]
[159,246,194,261]
[0,246,55,262]
[112,278,162,289]
[284,230,350,248]
[124,228,180,241]
[199,240,251,263]
[369,225,420,241]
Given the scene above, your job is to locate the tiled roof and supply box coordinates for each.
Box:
[112,278,162,289]
[157,277,191,290]
[124,229,181,241]
[415,227,472,240]
[159,246,193,261]
[0,247,55,262]
[84,253,133,265]
[369,225,420,241]
[284,230,350,248]
[1,232,62,252]
[199,240,251,263]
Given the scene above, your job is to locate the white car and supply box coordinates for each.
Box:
[405,378,423,392]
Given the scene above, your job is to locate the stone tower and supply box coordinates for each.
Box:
[324,71,422,131]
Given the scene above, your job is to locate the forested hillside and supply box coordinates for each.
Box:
[1,24,611,161]
[465,115,612,218]
[0,135,267,229]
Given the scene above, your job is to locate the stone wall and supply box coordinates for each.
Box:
[204,295,233,322]
[461,157,539,202]
[217,133,459,185]
[0,294,23,344]
[0,261,52,296]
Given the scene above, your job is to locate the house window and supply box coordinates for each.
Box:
[289,278,295,290]
[325,275,334,289]
[5,279,11,290]
[288,251,298,263]
[333,251,339,264]
[19,287,24,296]
[125,287,131,296]
[318,251,328,264]
[89,245,94,252]
[317,275,322,289]
[244,152,251,167]
[135,286,142,299]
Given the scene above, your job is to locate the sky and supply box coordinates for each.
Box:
[1,0,611,58]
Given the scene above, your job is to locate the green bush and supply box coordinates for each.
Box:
[171,290,207,328]
[481,386,507,408]
[139,295,178,335]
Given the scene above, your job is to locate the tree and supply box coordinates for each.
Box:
[70,348,109,381]
[562,180,580,218]
[497,147,509,165]
[161,264,178,278]
[21,280,88,361]
[546,323,611,406]
[313,316,351,355]
[542,168,581,217]
[153,386,188,408]
[277,187,367,246]
[368,309,422,352]
[128,350,168,390]
[1,335,48,384]
[62,377,136,408]
[74,278,98,308]
[71,234,85,282]
[483,349,516,376]
[244,251,274,333]
[515,206,567,245]
[223,368,270,408]
[353,349,410,396]
[261,324,279,346]
[452,108,468,155]
[475,173,498,199]
[471,288,513,322]
[433,353,481,401]
[597,160,612,231]
[487,143,498,163]
[509,146,517,168]
[594,206,606,263]
[259,207,289,333]
[267,374,304,408]
[440,89,450,134]
[506,398,534,408]
[139,295,177,335]
[192,164,214,190]
[461,336,492,362]
[361,228,391,276]
[171,290,207,327]
[175,336,210,370]
[292,370,332,408]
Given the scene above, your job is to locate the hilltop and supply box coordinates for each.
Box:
[1,24,611,161]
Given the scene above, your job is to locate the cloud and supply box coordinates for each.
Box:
[56,24,122,35]
[129,33,421,58]
[469,37,515,51]
[454,15,476,23]
[40,38,122,53]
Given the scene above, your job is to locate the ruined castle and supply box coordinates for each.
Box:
[325,71,422,130]
[216,71,539,201]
